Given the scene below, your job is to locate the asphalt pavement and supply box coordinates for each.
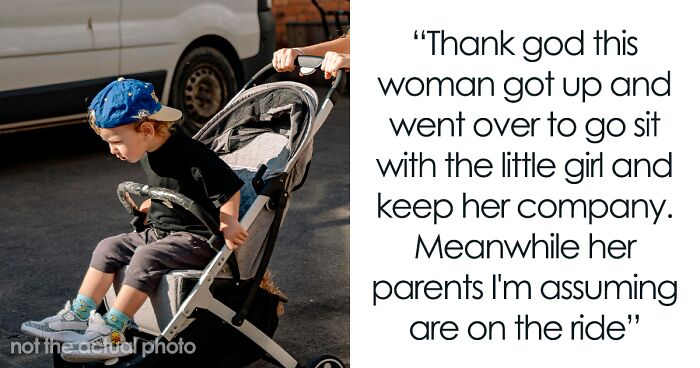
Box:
[0,87,349,368]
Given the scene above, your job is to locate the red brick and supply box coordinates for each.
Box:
[273,0,350,48]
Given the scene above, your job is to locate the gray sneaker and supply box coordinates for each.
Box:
[60,311,133,363]
[21,301,89,343]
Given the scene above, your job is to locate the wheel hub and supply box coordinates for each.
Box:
[184,64,225,122]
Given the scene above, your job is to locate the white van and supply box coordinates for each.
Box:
[0,0,274,135]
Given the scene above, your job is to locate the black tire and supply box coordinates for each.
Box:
[306,355,345,368]
[170,46,238,136]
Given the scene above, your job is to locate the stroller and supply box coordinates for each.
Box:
[53,56,346,368]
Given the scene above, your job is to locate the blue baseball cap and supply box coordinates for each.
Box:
[88,77,182,128]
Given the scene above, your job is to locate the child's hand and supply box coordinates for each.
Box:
[220,192,245,250]
[139,199,151,225]
[139,199,151,214]
[221,220,248,250]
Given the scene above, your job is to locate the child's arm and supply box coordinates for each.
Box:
[219,191,248,250]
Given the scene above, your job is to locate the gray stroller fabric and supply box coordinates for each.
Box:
[195,82,317,216]
[224,90,305,153]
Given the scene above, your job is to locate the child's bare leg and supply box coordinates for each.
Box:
[94,285,148,333]
[111,285,148,318]
[78,267,115,302]
[58,267,115,320]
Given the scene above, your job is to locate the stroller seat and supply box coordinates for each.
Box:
[107,267,235,336]
[222,132,289,171]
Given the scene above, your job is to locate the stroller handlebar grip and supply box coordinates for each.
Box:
[294,55,323,68]
[242,55,346,107]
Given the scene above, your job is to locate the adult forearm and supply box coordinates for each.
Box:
[299,37,350,56]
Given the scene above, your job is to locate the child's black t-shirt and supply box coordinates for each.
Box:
[140,132,243,238]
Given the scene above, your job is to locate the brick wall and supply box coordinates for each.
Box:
[272,0,350,48]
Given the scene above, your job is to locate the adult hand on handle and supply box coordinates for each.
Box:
[320,51,350,79]
[272,47,304,72]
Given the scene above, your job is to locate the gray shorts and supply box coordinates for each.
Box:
[89,228,216,295]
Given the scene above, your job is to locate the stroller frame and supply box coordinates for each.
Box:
[59,57,346,368]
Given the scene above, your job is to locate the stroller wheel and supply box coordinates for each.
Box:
[305,354,345,368]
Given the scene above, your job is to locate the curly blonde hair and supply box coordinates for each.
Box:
[87,110,176,135]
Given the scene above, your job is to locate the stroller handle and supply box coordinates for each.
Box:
[117,181,223,244]
[242,55,346,111]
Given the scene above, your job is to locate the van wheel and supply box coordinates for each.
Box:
[170,46,237,136]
